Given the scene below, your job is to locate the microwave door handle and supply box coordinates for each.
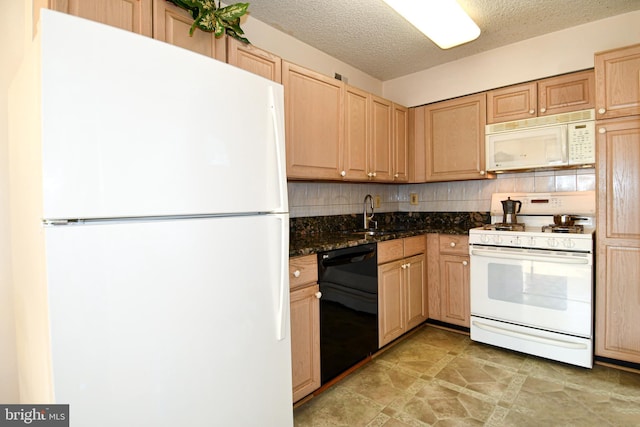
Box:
[470,249,589,264]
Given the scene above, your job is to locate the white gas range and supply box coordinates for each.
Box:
[468,191,595,368]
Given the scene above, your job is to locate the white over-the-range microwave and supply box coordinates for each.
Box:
[485,109,595,172]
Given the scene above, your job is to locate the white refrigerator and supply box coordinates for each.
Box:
[9,9,292,427]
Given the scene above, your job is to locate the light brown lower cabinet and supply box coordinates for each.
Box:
[378,236,427,347]
[426,234,470,328]
[289,255,321,403]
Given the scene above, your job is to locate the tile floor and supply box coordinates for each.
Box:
[293,325,640,426]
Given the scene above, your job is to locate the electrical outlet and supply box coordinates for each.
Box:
[374,195,381,208]
[410,193,419,205]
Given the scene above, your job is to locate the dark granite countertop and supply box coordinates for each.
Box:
[289,212,489,257]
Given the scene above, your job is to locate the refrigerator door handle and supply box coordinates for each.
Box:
[268,85,287,213]
[276,215,288,341]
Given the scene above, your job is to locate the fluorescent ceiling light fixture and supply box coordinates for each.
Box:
[382,0,481,49]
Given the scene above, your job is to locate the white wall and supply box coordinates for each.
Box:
[242,14,383,95]
[0,0,27,403]
[384,10,640,107]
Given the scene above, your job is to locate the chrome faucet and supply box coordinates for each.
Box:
[363,194,376,230]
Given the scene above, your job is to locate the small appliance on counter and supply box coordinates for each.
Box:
[469,191,595,368]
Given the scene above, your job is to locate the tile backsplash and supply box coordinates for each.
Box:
[288,168,595,218]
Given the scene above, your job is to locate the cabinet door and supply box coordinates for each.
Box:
[425,93,488,182]
[153,0,226,61]
[439,254,470,327]
[487,82,537,123]
[596,118,640,240]
[283,62,343,180]
[408,106,426,183]
[290,284,320,402]
[370,95,394,182]
[378,261,404,347]
[393,103,409,182]
[595,43,640,120]
[595,245,640,363]
[538,70,595,116]
[405,254,426,330]
[426,234,441,320]
[49,0,152,35]
[343,85,370,181]
[227,37,282,83]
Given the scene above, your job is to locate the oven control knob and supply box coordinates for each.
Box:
[563,238,575,249]
[492,235,503,244]
[480,234,490,243]
[527,237,536,246]
[547,238,559,248]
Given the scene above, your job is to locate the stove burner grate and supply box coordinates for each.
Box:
[484,223,526,231]
[541,224,584,234]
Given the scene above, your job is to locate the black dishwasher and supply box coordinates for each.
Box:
[317,243,378,384]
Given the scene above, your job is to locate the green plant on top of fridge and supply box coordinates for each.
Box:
[166,0,250,43]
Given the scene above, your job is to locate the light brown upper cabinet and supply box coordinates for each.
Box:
[424,93,490,182]
[595,43,640,120]
[370,95,394,182]
[408,106,426,183]
[283,61,344,180]
[393,103,409,182]
[47,0,152,35]
[153,0,226,61]
[487,70,595,124]
[226,37,282,83]
[343,90,408,182]
[343,85,370,181]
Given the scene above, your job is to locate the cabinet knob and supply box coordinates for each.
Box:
[293,270,301,278]
[315,291,322,299]
[372,172,377,177]
[367,172,373,177]
[599,127,606,134]
[450,242,456,247]
[540,107,546,113]
[394,173,399,178]
[598,108,606,114]
[479,170,485,175]
[529,109,535,115]
[340,170,346,177]
[462,260,468,266]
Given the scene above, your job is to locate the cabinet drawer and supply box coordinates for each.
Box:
[378,239,404,264]
[403,235,425,257]
[289,254,318,289]
[439,235,469,255]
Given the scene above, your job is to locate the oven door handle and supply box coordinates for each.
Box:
[472,320,588,349]
[470,249,590,264]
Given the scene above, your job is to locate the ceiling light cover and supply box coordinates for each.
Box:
[382,0,481,49]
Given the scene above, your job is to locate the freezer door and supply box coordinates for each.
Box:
[42,214,292,427]
[39,11,287,219]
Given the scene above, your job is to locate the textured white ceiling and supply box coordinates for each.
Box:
[245,0,640,81]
